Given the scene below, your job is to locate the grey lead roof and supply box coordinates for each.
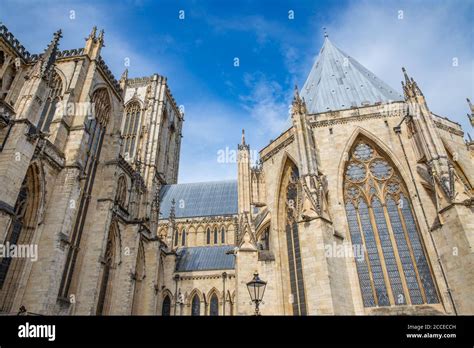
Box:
[300,37,403,114]
[159,180,238,219]
[175,245,236,272]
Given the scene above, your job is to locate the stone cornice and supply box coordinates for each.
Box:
[176,273,235,281]
[433,120,464,137]
[309,110,403,128]
[260,133,295,163]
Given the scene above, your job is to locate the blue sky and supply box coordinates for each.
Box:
[1,0,472,182]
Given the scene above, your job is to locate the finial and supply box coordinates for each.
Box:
[98,29,105,44]
[323,27,328,38]
[294,84,299,98]
[467,98,473,109]
[39,29,62,78]
[120,68,128,81]
[401,67,410,84]
[241,129,246,145]
[89,26,97,40]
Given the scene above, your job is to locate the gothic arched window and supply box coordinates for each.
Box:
[38,70,63,132]
[206,228,211,245]
[181,229,186,246]
[0,164,42,312]
[209,293,219,316]
[96,221,119,315]
[285,164,306,315]
[213,228,218,244]
[174,230,179,247]
[191,294,200,316]
[162,295,171,316]
[344,140,439,308]
[121,101,141,160]
[221,227,225,244]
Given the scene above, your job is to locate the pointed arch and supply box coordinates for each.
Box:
[337,127,411,205]
[343,137,440,308]
[209,292,219,316]
[115,175,128,208]
[121,100,142,161]
[206,227,211,245]
[131,239,146,315]
[37,69,64,132]
[162,294,171,316]
[188,288,203,316]
[96,219,121,315]
[207,287,221,301]
[276,155,307,315]
[187,288,204,304]
[0,162,44,312]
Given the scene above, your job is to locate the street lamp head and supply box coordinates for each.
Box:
[246,272,267,305]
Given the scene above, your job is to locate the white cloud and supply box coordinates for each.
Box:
[239,72,291,138]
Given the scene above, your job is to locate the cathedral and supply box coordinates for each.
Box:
[0,23,472,316]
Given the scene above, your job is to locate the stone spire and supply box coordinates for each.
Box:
[119,68,128,96]
[237,129,251,214]
[238,129,249,150]
[467,98,473,127]
[167,198,176,248]
[39,29,62,79]
[401,67,424,99]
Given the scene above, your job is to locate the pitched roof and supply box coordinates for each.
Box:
[175,245,236,272]
[300,37,403,114]
[159,180,238,219]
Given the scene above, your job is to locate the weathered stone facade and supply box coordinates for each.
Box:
[0,25,472,316]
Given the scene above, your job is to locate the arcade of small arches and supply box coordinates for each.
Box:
[160,288,236,316]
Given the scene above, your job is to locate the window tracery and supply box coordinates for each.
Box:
[121,101,141,160]
[344,140,439,307]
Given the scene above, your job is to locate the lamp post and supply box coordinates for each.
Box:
[246,272,267,316]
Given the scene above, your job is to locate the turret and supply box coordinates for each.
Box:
[237,129,251,214]
[84,26,104,60]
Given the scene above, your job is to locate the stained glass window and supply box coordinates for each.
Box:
[284,164,307,315]
[209,293,219,316]
[121,102,141,160]
[206,228,211,245]
[191,294,200,316]
[162,296,171,316]
[344,141,439,307]
[221,227,225,244]
[174,230,178,246]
